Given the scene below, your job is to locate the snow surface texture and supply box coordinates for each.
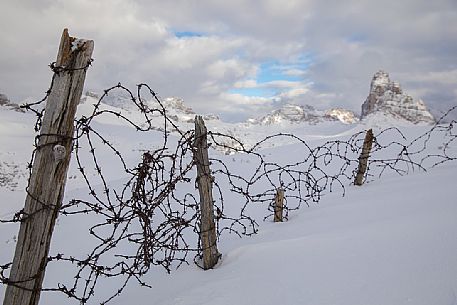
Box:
[361,71,435,124]
[0,91,456,305]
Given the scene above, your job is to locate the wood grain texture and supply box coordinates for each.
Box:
[354,129,374,186]
[3,29,93,305]
[273,188,284,222]
[193,116,220,270]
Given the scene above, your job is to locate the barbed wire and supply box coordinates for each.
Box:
[0,75,456,304]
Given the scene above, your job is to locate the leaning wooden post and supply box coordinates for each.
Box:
[193,115,220,270]
[354,129,374,186]
[3,29,93,305]
[273,188,285,222]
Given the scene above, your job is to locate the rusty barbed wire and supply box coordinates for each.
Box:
[1,75,456,304]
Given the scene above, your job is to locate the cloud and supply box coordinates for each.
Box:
[303,0,457,112]
[283,69,307,77]
[0,0,456,121]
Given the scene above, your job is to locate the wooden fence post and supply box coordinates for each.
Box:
[273,188,285,222]
[193,115,220,270]
[3,29,93,305]
[354,129,374,186]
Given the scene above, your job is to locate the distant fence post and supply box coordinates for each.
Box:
[193,115,220,270]
[354,129,374,186]
[3,29,93,305]
[273,188,285,222]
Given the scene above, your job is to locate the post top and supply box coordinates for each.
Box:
[56,28,94,66]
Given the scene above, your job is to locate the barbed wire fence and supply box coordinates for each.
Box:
[0,78,456,304]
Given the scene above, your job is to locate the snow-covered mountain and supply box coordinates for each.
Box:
[161,97,220,123]
[82,91,219,124]
[83,91,359,127]
[60,85,441,152]
[247,104,358,125]
[361,70,435,124]
[324,108,359,124]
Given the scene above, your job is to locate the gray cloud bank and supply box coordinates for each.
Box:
[1,0,456,121]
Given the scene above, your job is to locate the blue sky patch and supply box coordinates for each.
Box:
[174,31,204,38]
[256,61,301,83]
[230,58,311,97]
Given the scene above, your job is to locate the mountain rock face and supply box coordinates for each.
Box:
[0,93,24,112]
[0,93,10,106]
[162,97,194,115]
[324,108,359,124]
[361,71,435,124]
[81,92,219,123]
[161,97,219,122]
[248,104,358,125]
[253,104,322,125]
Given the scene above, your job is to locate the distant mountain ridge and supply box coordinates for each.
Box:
[83,90,359,126]
[249,70,436,126]
[4,69,438,126]
[246,104,358,125]
[81,91,220,124]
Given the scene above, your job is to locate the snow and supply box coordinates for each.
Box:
[371,70,390,88]
[110,165,457,305]
[0,100,456,305]
[71,38,88,52]
[324,108,359,124]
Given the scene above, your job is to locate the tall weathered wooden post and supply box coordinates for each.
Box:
[193,115,220,270]
[3,29,93,305]
[354,129,374,186]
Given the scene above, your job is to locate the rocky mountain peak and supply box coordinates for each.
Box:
[160,97,220,122]
[361,70,435,124]
[162,97,194,115]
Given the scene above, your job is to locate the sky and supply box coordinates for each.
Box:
[0,0,456,121]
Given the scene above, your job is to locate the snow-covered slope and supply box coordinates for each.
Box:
[0,94,456,305]
[0,108,35,191]
[112,165,457,305]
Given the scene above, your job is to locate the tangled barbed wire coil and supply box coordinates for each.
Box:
[1,76,456,304]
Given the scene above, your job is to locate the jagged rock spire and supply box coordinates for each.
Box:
[361,70,435,124]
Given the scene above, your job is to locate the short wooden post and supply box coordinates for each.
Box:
[193,115,220,270]
[354,129,374,186]
[273,188,285,222]
[3,29,93,305]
